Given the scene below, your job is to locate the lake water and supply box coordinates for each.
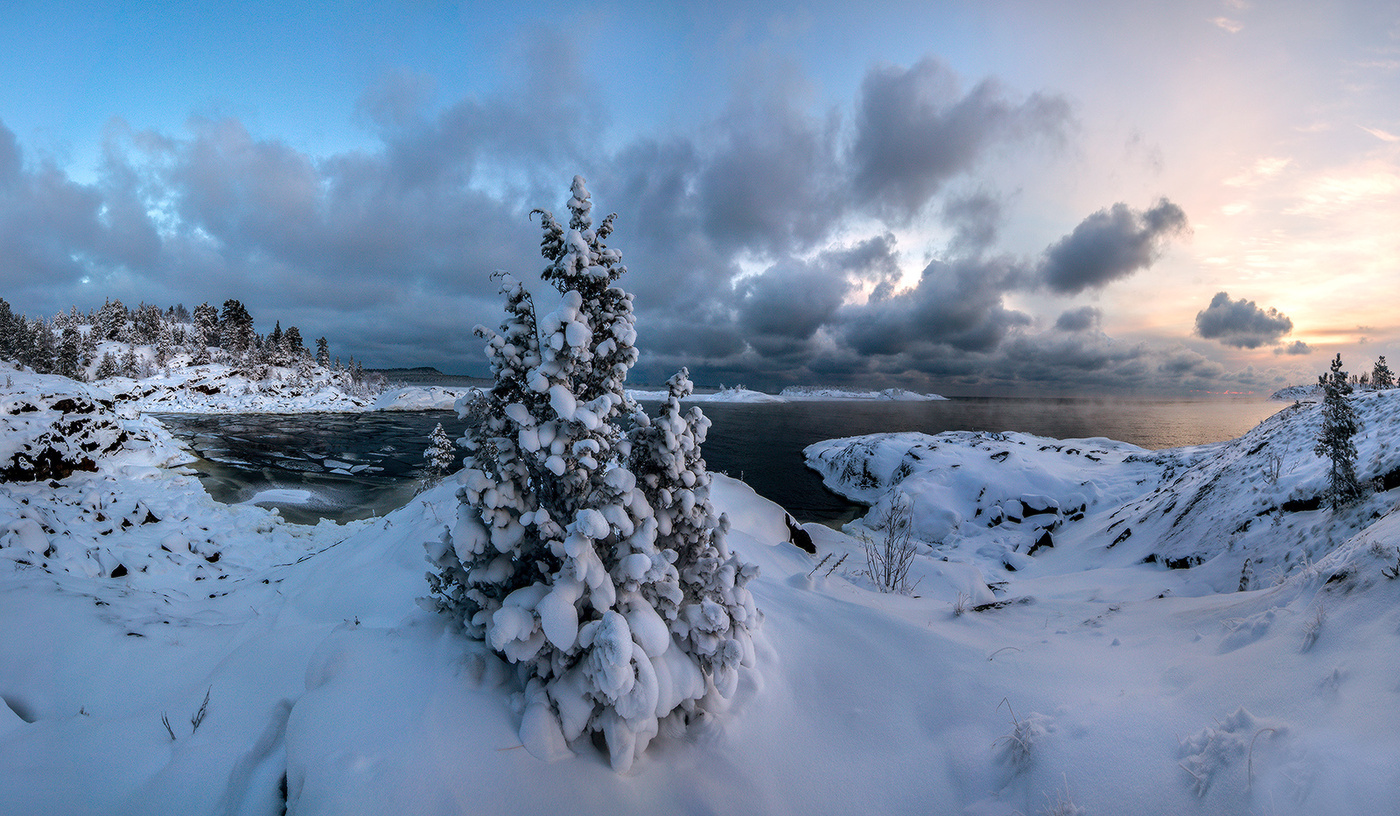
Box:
[156,396,1283,525]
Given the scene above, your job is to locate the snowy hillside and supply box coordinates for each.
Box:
[808,392,1400,595]
[2,370,1399,814]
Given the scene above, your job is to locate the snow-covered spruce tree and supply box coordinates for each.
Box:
[626,368,758,698]
[1315,353,1362,510]
[425,177,759,772]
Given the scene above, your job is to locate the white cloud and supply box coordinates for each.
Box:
[1358,125,1400,143]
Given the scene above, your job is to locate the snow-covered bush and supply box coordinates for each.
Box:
[425,177,759,771]
[420,422,456,488]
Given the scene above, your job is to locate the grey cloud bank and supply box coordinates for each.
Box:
[0,37,1280,395]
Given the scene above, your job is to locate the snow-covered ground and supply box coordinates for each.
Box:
[3,365,1399,814]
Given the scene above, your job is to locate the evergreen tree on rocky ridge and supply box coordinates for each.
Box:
[1315,353,1362,509]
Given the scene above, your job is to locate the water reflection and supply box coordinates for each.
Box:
[156,412,468,525]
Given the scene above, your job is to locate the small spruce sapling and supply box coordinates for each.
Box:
[420,422,456,488]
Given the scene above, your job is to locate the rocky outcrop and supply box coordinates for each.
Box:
[1,374,129,482]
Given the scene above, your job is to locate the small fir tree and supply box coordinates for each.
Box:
[1314,353,1363,509]
[98,299,127,341]
[0,298,18,361]
[316,337,330,368]
[193,302,220,348]
[425,177,759,772]
[94,351,121,380]
[220,299,254,356]
[283,326,305,362]
[120,346,139,379]
[1372,356,1394,389]
[56,326,83,379]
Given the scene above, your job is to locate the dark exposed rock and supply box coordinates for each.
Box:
[784,514,816,553]
[1281,496,1321,513]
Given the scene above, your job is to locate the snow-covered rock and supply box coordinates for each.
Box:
[371,385,477,411]
[0,370,130,481]
[0,366,186,482]
[807,390,1400,595]
[100,363,373,414]
[780,386,948,401]
[806,430,1172,547]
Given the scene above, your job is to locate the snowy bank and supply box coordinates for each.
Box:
[3,371,1400,814]
[627,386,786,403]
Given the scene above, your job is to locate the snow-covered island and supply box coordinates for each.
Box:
[4,357,1400,813]
[625,385,948,403]
[1270,383,1322,402]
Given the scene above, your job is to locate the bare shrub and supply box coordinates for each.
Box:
[862,493,919,593]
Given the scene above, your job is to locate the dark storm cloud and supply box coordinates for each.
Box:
[358,30,605,194]
[695,87,843,255]
[1039,199,1188,294]
[0,119,131,305]
[992,333,1146,386]
[1156,347,1226,380]
[1194,292,1295,349]
[840,255,1032,356]
[125,116,539,308]
[0,125,19,181]
[1055,306,1101,332]
[941,191,1002,254]
[850,58,1072,218]
[737,234,898,344]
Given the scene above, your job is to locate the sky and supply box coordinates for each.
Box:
[0,0,1397,395]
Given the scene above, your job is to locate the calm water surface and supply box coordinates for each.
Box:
[158,396,1282,525]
